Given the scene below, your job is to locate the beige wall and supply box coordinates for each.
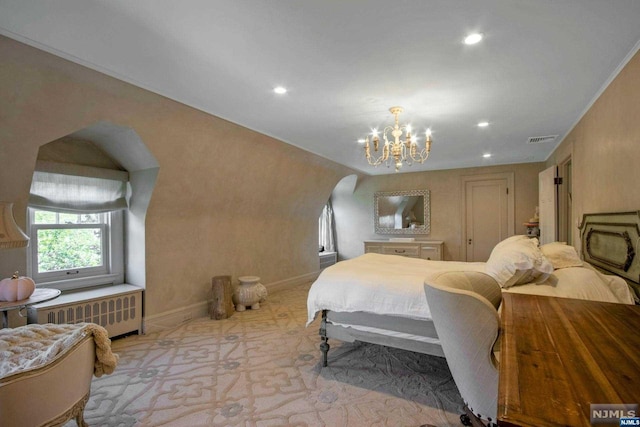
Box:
[546,50,640,247]
[333,162,544,261]
[0,36,356,322]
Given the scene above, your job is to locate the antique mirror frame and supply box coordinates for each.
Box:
[374,189,430,235]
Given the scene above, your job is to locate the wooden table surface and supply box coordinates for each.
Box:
[498,293,640,427]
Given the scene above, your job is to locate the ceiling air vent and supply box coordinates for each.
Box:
[527,135,558,144]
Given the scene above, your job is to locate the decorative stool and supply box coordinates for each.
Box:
[233,276,267,311]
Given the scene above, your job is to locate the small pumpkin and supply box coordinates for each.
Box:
[0,271,36,302]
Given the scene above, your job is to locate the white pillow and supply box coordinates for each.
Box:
[493,235,530,251]
[540,242,583,269]
[485,238,554,288]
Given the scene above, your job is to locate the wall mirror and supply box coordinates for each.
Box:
[374,189,430,234]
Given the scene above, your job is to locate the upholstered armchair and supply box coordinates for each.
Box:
[424,271,502,427]
[0,323,117,427]
[0,335,95,426]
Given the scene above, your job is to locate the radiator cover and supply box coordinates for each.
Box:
[27,284,143,338]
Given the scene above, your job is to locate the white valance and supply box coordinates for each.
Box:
[29,170,128,213]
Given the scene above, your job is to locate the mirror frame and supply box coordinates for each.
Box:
[374,189,431,235]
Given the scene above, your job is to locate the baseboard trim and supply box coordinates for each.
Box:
[142,271,320,333]
[143,300,209,334]
[265,271,320,294]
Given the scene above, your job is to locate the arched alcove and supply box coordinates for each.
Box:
[325,174,359,262]
[34,121,159,289]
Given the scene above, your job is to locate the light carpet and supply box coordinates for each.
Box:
[66,283,463,426]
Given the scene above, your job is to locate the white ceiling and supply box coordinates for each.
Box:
[2,1,640,175]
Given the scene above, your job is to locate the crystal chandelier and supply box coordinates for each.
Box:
[363,106,432,172]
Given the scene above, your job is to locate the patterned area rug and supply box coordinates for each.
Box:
[66,284,463,426]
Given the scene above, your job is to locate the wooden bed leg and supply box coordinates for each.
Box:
[319,310,330,367]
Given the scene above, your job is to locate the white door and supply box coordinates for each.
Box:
[539,165,558,244]
[464,178,510,261]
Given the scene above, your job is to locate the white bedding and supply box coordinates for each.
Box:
[306,253,635,326]
[503,263,635,304]
[306,253,485,325]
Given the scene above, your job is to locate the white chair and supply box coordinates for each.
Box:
[424,271,502,427]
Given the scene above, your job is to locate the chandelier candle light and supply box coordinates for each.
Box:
[363,107,432,172]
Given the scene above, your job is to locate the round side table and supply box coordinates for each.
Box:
[0,288,61,328]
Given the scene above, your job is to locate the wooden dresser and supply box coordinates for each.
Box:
[364,240,444,260]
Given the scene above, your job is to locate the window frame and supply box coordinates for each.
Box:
[27,208,125,291]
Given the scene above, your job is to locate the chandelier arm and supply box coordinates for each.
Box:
[366,157,384,167]
[408,148,430,163]
[365,150,386,166]
[403,145,413,166]
[366,143,398,166]
[382,124,394,146]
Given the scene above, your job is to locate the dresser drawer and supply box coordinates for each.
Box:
[364,240,444,260]
[364,244,383,254]
[382,245,420,257]
[420,245,441,260]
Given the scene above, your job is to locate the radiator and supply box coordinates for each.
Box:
[319,251,337,269]
[27,284,143,338]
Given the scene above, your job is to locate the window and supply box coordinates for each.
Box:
[318,200,335,253]
[28,208,124,289]
[31,209,108,279]
[26,161,128,290]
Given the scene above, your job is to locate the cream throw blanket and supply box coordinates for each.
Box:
[0,323,118,380]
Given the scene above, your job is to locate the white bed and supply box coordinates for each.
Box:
[308,211,639,366]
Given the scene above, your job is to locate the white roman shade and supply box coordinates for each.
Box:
[29,161,129,213]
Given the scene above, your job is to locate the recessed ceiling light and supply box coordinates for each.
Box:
[273,86,287,94]
[477,121,489,127]
[483,153,492,158]
[357,138,366,143]
[464,33,483,45]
